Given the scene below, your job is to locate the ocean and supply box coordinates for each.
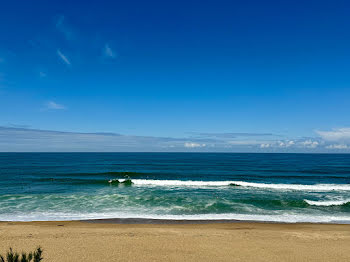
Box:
[1,153,350,223]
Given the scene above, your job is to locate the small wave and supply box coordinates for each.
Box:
[127,179,350,191]
[304,199,350,206]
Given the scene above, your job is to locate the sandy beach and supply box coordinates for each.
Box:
[0,221,349,262]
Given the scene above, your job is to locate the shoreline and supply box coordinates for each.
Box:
[82,217,350,224]
[2,217,350,224]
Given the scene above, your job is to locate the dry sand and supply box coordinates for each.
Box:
[1,221,350,261]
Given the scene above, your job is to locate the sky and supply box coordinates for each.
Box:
[0,0,350,152]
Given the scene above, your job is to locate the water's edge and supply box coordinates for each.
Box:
[83,218,350,224]
[2,218,348,225]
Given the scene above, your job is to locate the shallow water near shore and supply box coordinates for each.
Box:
[1,152,350,223]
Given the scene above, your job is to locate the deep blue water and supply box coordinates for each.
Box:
[1,153,350,222]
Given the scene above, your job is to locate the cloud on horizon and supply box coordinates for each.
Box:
[0,127,191,152]
[316,128,350,143]
[0,126,349,152]
[184,142,206,148]
[191,132,277,138]
[326,144,348,149]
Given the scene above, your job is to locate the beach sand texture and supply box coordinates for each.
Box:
[1,221,350,261]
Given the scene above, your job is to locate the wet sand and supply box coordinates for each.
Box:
[1,220,350,261]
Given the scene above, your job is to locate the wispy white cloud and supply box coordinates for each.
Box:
[316,128,350,143]
[191,132,277,138]
[103,44,116,58]
[228,140,264,146]
[7,124,31,129]
[57,50,71,65]
[45,101,66,110]
[184,142,206,148]
[55,15,74,40]
[0,127,207,152]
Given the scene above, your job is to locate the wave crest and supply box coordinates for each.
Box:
[304,199,350,206]
[126,179,350,191]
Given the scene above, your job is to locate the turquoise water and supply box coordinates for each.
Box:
[1,153,350,222]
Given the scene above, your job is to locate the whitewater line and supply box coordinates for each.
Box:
[114,179,350,191]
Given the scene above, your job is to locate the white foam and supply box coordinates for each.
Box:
[305,199,350,206]
[127,179,350,191]
[1,211,350,224]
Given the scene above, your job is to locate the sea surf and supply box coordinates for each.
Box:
[1,152,350,223]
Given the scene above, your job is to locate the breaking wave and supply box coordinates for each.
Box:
[304,199,350,206]
[126,179,350,191]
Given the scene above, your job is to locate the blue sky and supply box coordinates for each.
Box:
[1,0,350,152]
